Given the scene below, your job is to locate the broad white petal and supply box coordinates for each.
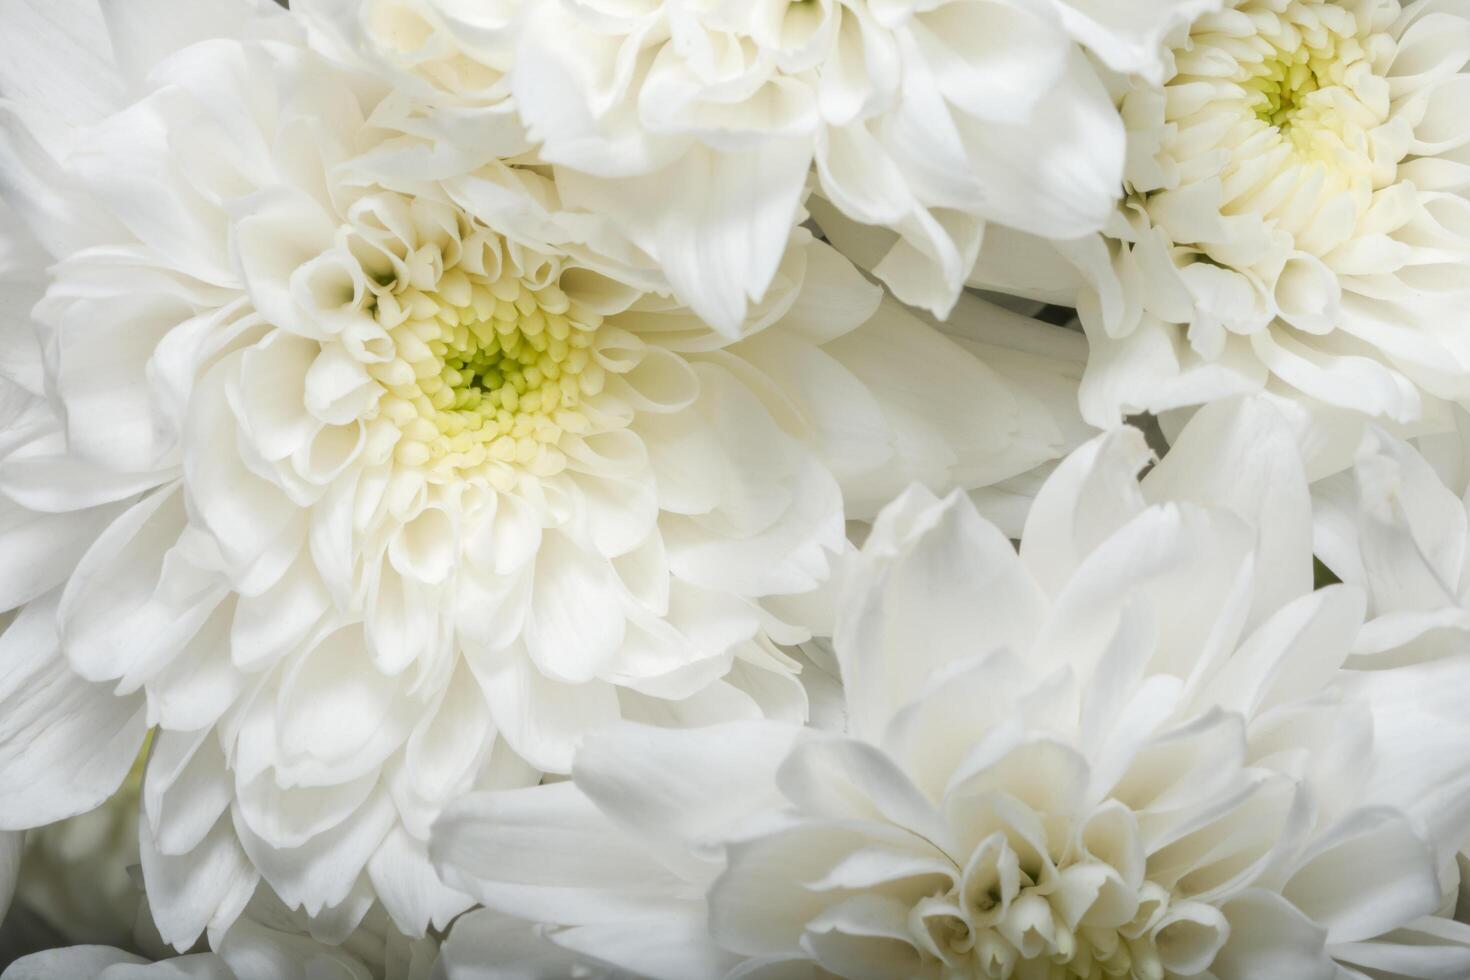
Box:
[140,809,259,950]
[1143,397,1314,625]
[1019,426,1150,597]
[840,486,1045,743]
[437,908,621,980]
[468,646,620,773]
[0,0,122,124]
[367,825,475,936]
[1214,889,1333,980]
[431,782,690,927]
[573,721,799,874]
[0,592,147,830]
[558,143,812,336]
[1282,808,1441,944]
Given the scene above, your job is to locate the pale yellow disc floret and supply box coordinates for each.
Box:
[367,254,604,488]
[1152,0,1400,253]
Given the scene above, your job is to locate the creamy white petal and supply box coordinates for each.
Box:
[837,486,1045,744]
[141,810,259,951]
[432,783,692,927]
[1144,397,1314,625]
[0,0,122,125]
[0,8,1083,941]
[428,404,1464,978]
[573,721,799,872]
[436,908,622,980]
[0,593,147,829]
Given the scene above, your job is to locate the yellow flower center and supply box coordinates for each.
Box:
[1236,3,1382,160]
[368,258,604,486]
[1149,0,1399,255]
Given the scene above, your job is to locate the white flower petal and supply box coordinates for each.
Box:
[469,646,620,773]
[367,825,475,937]
[1018,425,1150,595]
[573,721,798,873]
[0,592,146,830]
[0,492,118,612]
[145,727,234,858]
[558,142,811,336]
[524,533,627,684]
[1215,890,1332,980]
[839,486,1044,743]
[99,0,287,89]
[436,907,620,980]
[554,918,739,980]
[0,0,122,125]
[0,948,156,979]
[432,782,690,927]
[1282,808,1441,944]
[776,734,953,855]
[233,787,395,921]
[276,627,416,776]
[1332,915,1470,979]
[1050,0,1224,83]
[140,809,259,951]
[1144,397,1314,625]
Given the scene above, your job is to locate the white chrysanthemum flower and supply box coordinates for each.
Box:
[305,0,1219,331]
[0,889,439,980]
[974,0,1470,430]
[432,398,1470,980]
[0,0,1077,949]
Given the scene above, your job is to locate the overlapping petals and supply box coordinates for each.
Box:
[974,0,1470,431]
[301,0,1222,331]
[0,0,1079,949]
[431,399,1470,979]
[1313,411,1470,661]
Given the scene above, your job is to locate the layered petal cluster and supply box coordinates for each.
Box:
[294,0,528,178]
[975,0,1470,429]
[432,400,1470,980]
[304,0,1222,331]
[0,0,1076,949]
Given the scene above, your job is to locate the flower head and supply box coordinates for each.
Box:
[0,0,1075,947]
[975,0,1470,429]
[433,398,1470,980]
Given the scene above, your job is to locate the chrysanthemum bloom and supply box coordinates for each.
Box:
[311,0,1220,331]
[973,0,1470,430]
[432,399,1470,979]
[0,888,439,980]
[0,0,1076,947]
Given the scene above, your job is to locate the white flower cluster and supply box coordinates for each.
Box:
[1,1,1470,978]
